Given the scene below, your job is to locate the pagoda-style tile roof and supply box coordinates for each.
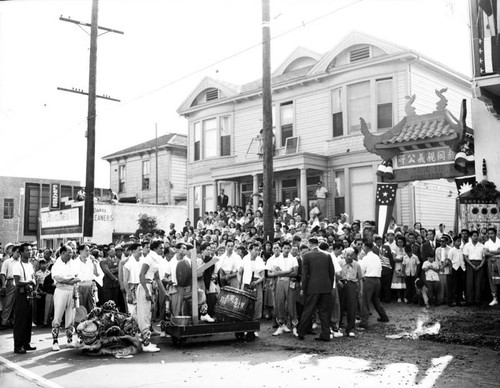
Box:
[382,111,459,145]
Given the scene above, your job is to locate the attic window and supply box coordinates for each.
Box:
[205,88,220,101]
[349,46,370,63]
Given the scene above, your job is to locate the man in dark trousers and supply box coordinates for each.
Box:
[217,189,229,209]
[12,243,37,353]
[297,237,335,342]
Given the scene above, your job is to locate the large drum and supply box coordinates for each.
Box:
[214,287,256,322]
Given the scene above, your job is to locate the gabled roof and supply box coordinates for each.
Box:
[307,30,407,75]
[176,76,240,114]
[102,133,187,160]
[272,47,322,77]
[178,31,470,115]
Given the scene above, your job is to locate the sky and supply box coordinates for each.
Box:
[0,0,472,188]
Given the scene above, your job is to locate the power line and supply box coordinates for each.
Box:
[58,0,366,130]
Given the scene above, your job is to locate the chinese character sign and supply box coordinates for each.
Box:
[50,183,60,210]
[396,148,455,168]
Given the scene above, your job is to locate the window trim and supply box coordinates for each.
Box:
[3,198,14,220]
[330,76,394,138]
[118,165,126,193]
[192,114,233,161]
[142,160,151,191]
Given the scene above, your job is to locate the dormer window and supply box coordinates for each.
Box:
[349,46,370,63]
[205,88,219,101]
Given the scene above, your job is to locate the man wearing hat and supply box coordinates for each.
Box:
[292,198,306,221]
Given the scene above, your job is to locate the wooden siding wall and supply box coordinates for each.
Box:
[414,180,457,231]
[108,148,187,205]
[171,152,187,202]
[410,63,472,127]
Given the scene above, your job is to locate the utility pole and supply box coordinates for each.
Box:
[84,0,99,239]
[155,123,159,205]
[262,0,274,242]
[59,0,123,239]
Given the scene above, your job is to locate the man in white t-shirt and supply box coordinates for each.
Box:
[137,240,167,352]
[315,181,328,219]
[239,242,266,325]
[215,240,241,288]
[484,227,500,306]
[51,245,81,351]
[74,244,99,314]
[267,241,298,336]
[124,243,144,319]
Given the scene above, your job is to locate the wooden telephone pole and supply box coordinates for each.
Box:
[262,0,274,242]
[59,0,123,239]
[84,0,99,239]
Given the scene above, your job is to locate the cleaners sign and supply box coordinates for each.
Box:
[50,183,60,210]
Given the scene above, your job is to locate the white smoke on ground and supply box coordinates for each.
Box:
[386,311,440,340]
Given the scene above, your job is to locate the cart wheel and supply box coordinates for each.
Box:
[235,332,245,340]
[245,332,256,341]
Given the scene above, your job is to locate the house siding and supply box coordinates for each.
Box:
[410,63,472,126]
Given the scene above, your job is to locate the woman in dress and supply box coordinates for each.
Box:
[391,235,407,302]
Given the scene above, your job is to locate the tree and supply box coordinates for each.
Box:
[136,213,158,236]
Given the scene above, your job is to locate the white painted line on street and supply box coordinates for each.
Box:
[0,354,65,388]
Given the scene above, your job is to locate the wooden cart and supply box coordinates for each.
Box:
[165,320,260,346]
[164,241,260,346]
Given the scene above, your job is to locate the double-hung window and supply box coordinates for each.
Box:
[280,102,294,147]
[203,118,217,158]
[220,116,231,156]
[376,78,393,129]
[347,81,371,134]
[3,198,14,220]
[119,165,126,193]
[194,122,201,161]
[193,115,232,160]
[142,160,150,190]
[331,77,393,137]
[332,88,343,138]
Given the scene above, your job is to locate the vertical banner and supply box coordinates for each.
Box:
[50,183,60,210]
[375,183,398,237]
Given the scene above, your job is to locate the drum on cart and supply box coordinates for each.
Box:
[214,286,256,322]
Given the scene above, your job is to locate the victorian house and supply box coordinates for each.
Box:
[177,31,471,227]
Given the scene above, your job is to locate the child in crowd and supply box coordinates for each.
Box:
[403,245,419,304]
[422,253,440,306]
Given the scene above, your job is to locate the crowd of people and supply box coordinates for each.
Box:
[1,197,500,354]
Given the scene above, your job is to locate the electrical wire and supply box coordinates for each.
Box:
[59,0,366,130]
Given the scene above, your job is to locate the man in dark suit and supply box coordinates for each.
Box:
[420,229,436,277]
[292,198,306,221]
[217,189,229,208]
[297,237,335,341]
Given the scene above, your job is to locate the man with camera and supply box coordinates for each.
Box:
[12,243,37,354]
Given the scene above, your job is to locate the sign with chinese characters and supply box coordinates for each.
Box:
[394,147,455,169]
[50,183,60,210]
[41,208,79,228]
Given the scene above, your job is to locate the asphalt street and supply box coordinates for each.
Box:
[0,313,499,388]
